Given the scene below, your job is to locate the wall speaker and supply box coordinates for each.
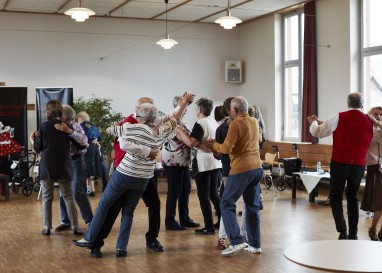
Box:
[225,60,242,84]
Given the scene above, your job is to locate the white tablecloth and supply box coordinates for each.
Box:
[297,171,330,194]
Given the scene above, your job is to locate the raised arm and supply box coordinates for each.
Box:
[307,113,338,139]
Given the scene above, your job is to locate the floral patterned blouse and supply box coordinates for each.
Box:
[161,120,192,167]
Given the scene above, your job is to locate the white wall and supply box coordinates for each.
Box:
[238,14,282,141]
[0,0,361,145]
[237,0,359,144]
[0,13,240,138]
[315,0,360,144]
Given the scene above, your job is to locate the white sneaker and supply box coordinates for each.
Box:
[222,242,248,256]
[244,245,262,254]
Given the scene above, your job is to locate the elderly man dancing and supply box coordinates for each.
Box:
[206,96,263,256]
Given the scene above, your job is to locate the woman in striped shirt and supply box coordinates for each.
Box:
[73,103,176,255]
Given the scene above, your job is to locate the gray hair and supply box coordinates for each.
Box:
[195,97,213,116]
[347,92,363,109]
[173,96,181,108]
[136,103,157,125]
[252,105,266,134]
[62,105,76,121]
[231,96,248,114]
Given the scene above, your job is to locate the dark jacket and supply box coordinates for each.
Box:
[34,119,72,180]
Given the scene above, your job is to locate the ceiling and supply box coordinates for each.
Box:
[0,0,307,24]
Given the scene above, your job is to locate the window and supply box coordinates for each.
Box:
[283,10,304,140]
[362,0,382,110]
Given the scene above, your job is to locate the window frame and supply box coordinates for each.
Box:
[282,9,304,141]
[361,0,382,110]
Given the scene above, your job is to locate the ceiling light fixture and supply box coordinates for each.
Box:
[156,0,178,49]
[215,0,242,29]
[64,0,95,22]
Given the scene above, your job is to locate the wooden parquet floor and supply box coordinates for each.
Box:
[0,178,373,273]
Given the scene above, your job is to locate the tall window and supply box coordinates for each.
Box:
[283,10,304,140]
[362,0,382,110]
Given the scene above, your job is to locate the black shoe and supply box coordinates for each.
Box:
[146,239,164,252]
[55,223,71,232]
[88,192,96,197]
[213,222,220,229]
[91,248,102,258]
[73,227,84,236]
[42,228,51,236]
[180,220,201,228]
[72,239,92,248]
[195,227,215,235]
[348,235,358,240]
[116,249,127,257]
[338,232,348,240]
[166,222,186,231]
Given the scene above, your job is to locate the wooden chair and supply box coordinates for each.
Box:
[262,152,277,197]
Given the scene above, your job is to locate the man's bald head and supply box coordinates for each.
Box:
[347,92,363,109]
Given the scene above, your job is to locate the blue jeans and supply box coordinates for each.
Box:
[60,156,93,225]
[221,168,263,247]
[84,170,149,244]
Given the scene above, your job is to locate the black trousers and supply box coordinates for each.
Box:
[92,177,160,248]
[329,161,365,236]
[194,169,221,229]
[163,165,191,225]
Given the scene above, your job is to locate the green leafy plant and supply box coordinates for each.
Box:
[73,95,124,155]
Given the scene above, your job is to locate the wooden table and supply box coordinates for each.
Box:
[284,240,382,272]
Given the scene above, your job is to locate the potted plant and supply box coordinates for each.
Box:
[73,95,123,159]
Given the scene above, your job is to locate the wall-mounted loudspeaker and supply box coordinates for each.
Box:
[225,60,242,84]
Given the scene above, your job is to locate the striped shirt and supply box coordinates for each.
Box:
[110,118,177,178]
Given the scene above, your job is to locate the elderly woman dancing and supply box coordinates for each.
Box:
[73,102,177,254]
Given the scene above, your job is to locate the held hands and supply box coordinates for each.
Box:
[204,138,215,150]
[182,92,196,105]
[148,148,159,160]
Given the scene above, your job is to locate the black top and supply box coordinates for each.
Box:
[190,122,204,141]
[34,119,72,180]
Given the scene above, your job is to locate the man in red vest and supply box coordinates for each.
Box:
[308,92,373,240]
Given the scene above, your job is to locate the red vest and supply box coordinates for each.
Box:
[332,110,373,166]
[113,114,137,168]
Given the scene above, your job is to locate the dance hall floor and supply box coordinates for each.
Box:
[0,178,372,273]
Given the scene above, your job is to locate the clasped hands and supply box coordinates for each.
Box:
[204,138,216,151]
